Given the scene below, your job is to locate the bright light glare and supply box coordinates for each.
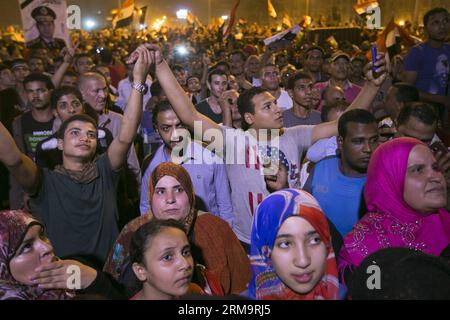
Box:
[84,19,97,29]
[221,15,229,20]
[176,9,188,20]
[176,45,188,55]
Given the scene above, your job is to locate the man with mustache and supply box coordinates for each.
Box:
[9,73,55,209]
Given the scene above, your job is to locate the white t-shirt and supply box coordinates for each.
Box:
[221,125,313,244]
[277,89,293,111]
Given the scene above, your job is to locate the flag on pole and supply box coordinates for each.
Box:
[282,12,292,29]
[187,11,195,25]
[268,0,277,18]
[366,18,420,61]
[113,0,134,28]
[223,0,241,39]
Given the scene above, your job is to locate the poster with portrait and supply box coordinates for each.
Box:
[18,0,70,51]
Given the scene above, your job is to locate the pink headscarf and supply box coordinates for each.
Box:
[339,138,450,282]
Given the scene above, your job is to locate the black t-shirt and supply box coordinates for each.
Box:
[30,153,121,266]
[195,99,223,124]
[20,112,54,160]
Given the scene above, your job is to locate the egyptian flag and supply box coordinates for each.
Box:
[366,18,420,60]
[223,0,241,39]
[114,0,134,28]
[353,0,379,16]
[268,0,277,18]
[282,12,293,29]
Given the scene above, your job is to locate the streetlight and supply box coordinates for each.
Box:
[221,15,229,21]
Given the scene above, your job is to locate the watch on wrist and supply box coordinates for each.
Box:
[132,82,148,94]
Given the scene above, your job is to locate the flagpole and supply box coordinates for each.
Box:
[208,0,211,25]
[413,0,420,27]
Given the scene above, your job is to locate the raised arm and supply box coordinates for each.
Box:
[0,122,39,194]
[107,45,150,171]
[51,45,77,88]
[311,53,387,144]
[145,44,221,134]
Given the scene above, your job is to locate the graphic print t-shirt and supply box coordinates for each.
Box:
[21,112,54,161]
[404,43,450,95]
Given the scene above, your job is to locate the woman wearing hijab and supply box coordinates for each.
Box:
[0,210,71,300]
[0,210,125,300]
[339,137,450,284]
[104,162,251,297]
[248,189,339,300]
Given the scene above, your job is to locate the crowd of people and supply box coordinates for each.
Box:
[0,5,449,300]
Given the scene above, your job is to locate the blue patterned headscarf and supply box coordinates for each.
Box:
[248,189,339,300]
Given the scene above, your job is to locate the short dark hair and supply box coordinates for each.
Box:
[130,219,187,266]
[152,100,174,127]
[397,102,438,127]
[63,70,78,78]
[213,61,231,73]
[304,46,325,58]
[150,80,163,98]
[0,64,10,73]
[75,54,92,65]
[230,50,246,61]
[23,73,55,91]
[338,109,377,138]
[186,75,200,84]
[237,87,269,130]
[286,71,314,90]
[57,114,98,139]
[207,68,228,84]
[423,7,449,26]
[321,100,349,122]
[392,82,419,103]
[171,64,185,73]
[51,86,83,110]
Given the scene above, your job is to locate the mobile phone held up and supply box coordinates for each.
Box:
[371,45,381,79]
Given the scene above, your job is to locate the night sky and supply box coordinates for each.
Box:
[1,0,449,29]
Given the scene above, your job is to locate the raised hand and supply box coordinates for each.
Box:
[264,161,289,193]
[364,52,388,87]
[126,43,164,67]
[218,90,239,112]
[132,45,153,84]
[30,259,97,290]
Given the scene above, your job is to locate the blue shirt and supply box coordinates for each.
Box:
[140,142,234,227]
[309,156,366,237]
[404,42,450,96]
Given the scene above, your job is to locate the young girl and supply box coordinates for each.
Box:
[248,189,339,300]
[129,219,198,300]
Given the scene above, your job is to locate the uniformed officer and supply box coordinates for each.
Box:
[27,6,66,55]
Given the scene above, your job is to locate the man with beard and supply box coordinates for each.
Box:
[140,101,233,226]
